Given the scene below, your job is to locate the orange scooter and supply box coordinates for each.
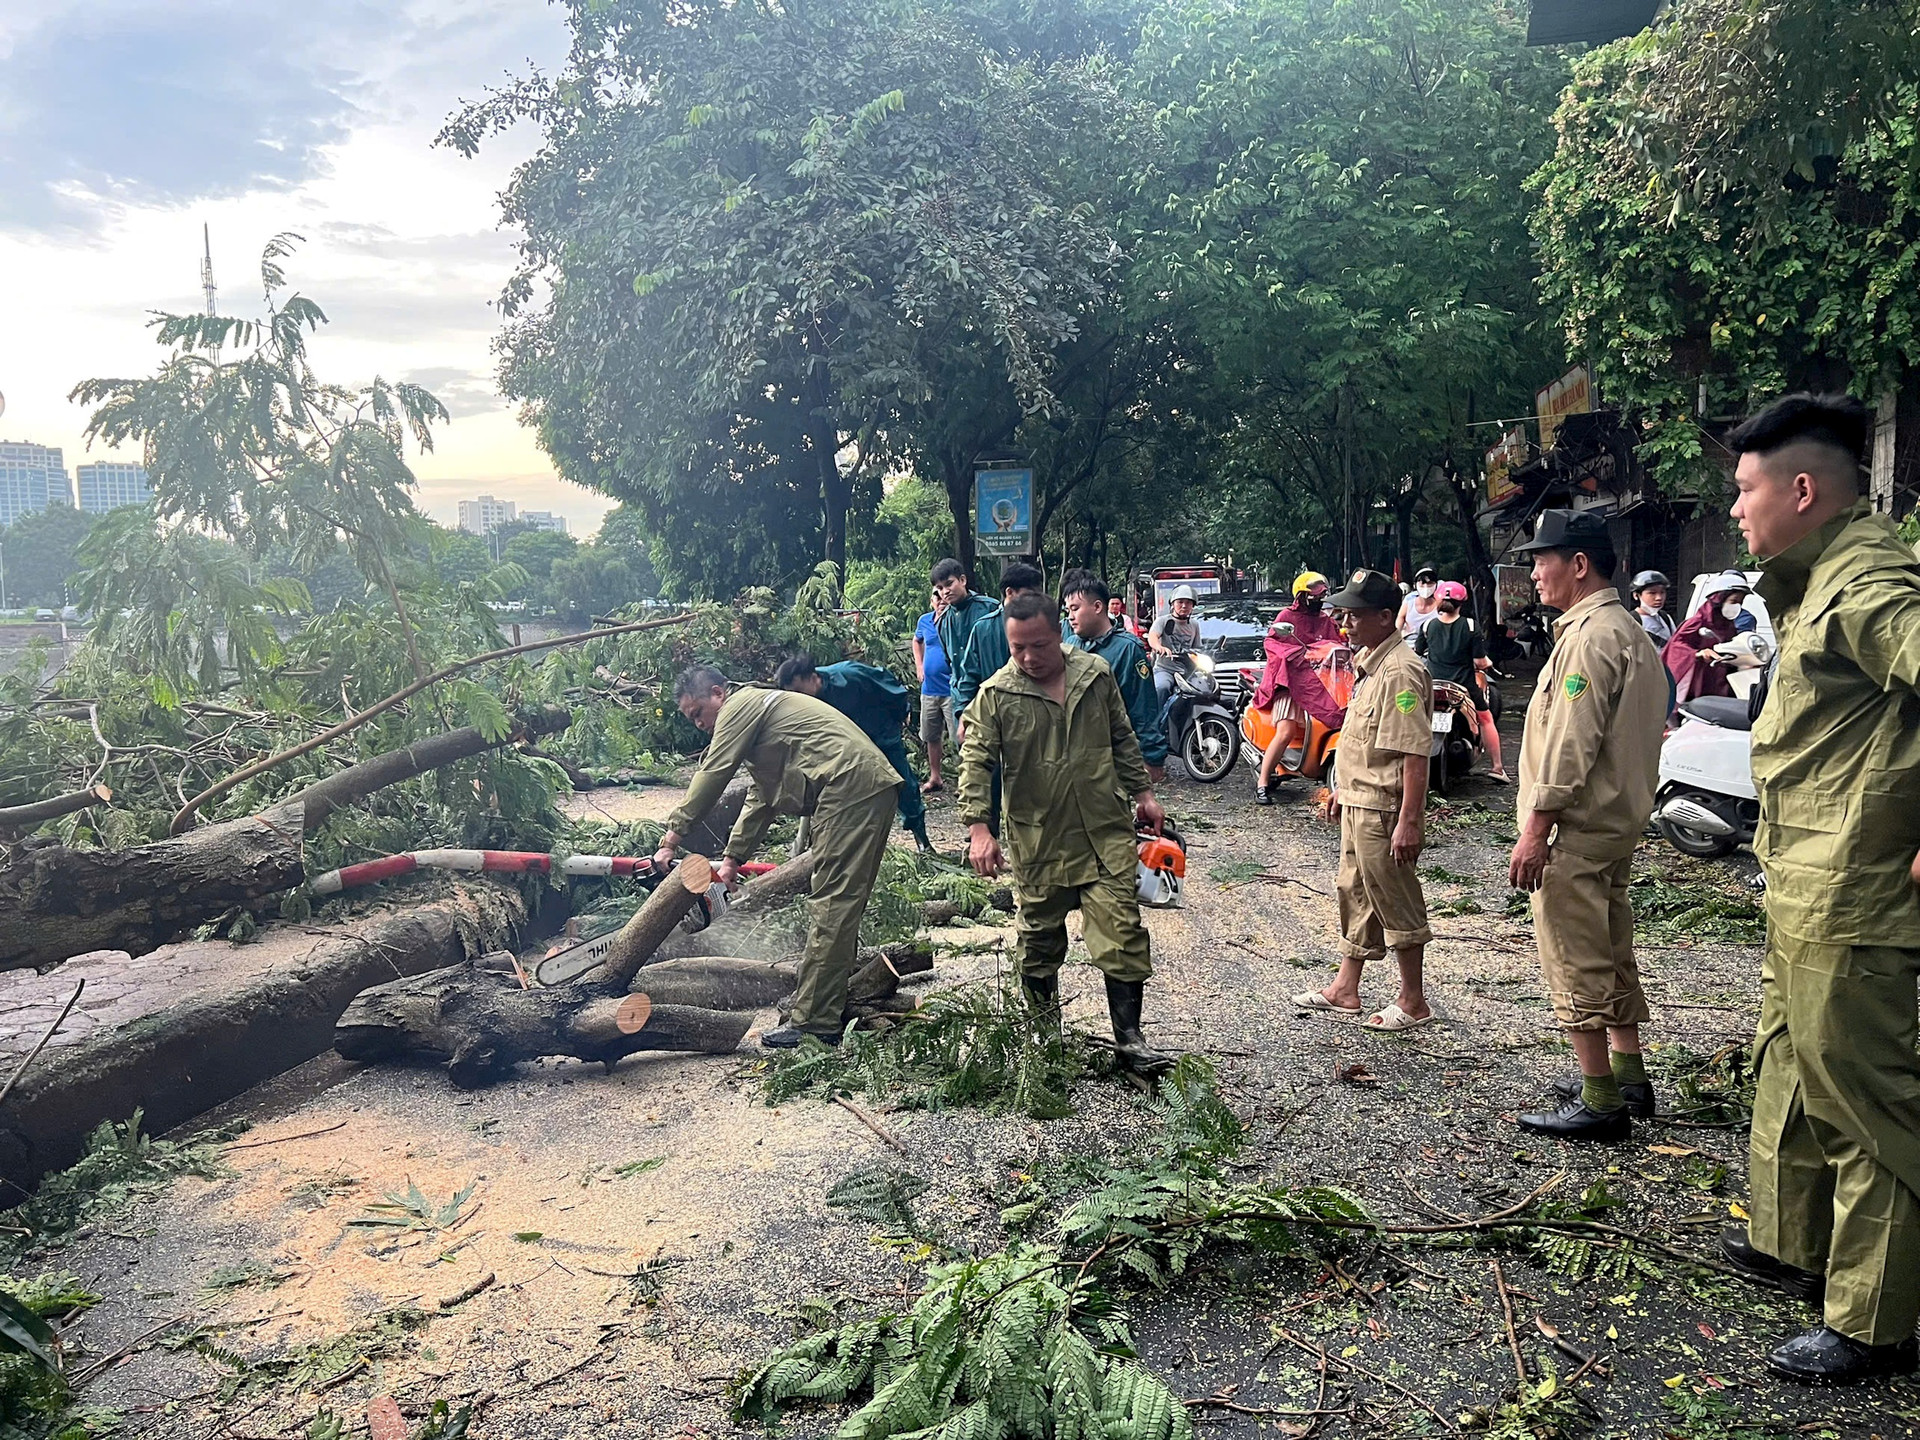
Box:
[1238,639,1354,784]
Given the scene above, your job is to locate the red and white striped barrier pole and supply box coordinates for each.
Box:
[309,850,771,896]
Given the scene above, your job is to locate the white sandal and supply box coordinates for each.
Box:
[1293,990,1361,1016]
[1366,1002,1435,1032]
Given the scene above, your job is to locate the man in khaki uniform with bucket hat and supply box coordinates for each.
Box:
[1506,509,1667,1143]
[1295,568,1435,1031]
[1715,393,1920,1385]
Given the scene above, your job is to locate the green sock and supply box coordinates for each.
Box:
[1610,1050,1648,1085]
[1581,1072,1624,1113]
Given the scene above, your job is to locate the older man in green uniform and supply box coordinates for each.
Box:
[1506,510,1668,1142]
[774,653,932,851]
[1715,394,1920,1385]
[959,591,1175,1076]
[651,665,902,1049]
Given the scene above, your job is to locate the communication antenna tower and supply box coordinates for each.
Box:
[200,224,217,317]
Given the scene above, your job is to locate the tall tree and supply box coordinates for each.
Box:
[71,236,448,680]
[442,0,1121,587]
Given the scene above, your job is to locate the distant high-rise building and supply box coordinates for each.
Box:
[75,462,152,513]
[519,510,568,534]
[0,442,71,527]
[457,495,517,536]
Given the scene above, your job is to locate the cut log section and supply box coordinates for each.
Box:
[334,962,752,1087]
[591,854,713,987]
[0,802,305,972]
[630,956,797,1011]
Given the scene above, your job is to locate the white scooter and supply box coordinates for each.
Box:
[1652,635,1771,859]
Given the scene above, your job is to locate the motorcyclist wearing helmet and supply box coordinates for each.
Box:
[1146,584,1203,711]
[1662,569,1752,708]
[1252,571,1346,802]
[1412,580,1509,783]
[1630,569,1675,646]
[1397,565,1442,637]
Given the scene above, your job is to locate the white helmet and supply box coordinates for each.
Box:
[1170,584,1196,604]
[1706,570,1752,599]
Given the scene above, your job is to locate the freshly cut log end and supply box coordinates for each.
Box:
[334,961,753,1087]
[595,853,713,986]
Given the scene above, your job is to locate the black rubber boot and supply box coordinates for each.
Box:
[1767,1326,1917,1384]
[1516,1098,1631,1142]
[1721,1227,1825,1303]
[908,819,934,854]
[1104,977,1175,1077]
[761,1025,837,1050]
[1552,1073,1657,1117]
[1021,972,1061,1033]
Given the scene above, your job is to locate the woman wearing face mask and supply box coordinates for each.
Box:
[1661,570,1752,706]
[1251,571,1347,803]
[1411,581,1509,782]
[1396,566,1441,637]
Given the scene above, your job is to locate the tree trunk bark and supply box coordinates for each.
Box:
[642,850,817,965]
[333,963,753,1087]
[0,802,306,972]
[593,854,713,987]
[942,453,977,579]
[289,708,572,831]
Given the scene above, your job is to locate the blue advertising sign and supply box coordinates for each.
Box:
[974,467,1033,555]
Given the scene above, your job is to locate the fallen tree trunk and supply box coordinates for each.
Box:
[623,945,933,1010]
[334,963,752,1087]
[0,785,113,832]
[598,854,712,986]
[0,802,305,972]
[678,780,749,862]
[289,707,572,831]
[728,851,817,916]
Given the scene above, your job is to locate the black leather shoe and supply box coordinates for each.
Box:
[1021,972,1061,1033]
[1552,1073,1657,1117]
[1516,1099,1631,1142]
[1720,1227,1825,1303]
[1766,1326,1917,1385]
[1104,977,1175,1077]
[760,1025,837,1050]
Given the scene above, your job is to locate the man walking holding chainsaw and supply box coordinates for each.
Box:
[959,592,1176,1077]
[652,665,902,1049]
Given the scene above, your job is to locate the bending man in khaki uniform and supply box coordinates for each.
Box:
[959,591,1174,1076]
[652,665,901,1049]
[1294,569,1434,1031]
[1506,510,1667,1142]
[1717,394,1920,1385]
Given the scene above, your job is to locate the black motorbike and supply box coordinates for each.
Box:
[1163,652,1240,782]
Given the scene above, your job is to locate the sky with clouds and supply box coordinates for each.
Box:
[0,0,618,536]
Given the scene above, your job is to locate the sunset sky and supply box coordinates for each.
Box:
[0,0,618,536]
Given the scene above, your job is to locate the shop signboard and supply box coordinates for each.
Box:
[1484,425,1528,507]
[974,467,1033,555]
[1494,564,1537,624]
[1535,364,1593,452]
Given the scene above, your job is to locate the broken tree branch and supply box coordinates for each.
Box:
[288,706,572,831]
[0,785,112,832]
[170,611,697,835]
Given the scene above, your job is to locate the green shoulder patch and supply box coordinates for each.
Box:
[1393,689,1417,714]
[1563,672,1590,700]
[1136,660,1151,680]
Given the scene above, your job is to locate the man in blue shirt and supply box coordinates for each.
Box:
[775,653,932,852]
[913,592,952,793]
[1061,568,1168,780]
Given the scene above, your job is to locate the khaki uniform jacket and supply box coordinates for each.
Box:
[1337,631,1432,814]
[665,687,900,863]
[1753,503,1920,945]
[1517,590,1667,861]
[957,648,1152,892]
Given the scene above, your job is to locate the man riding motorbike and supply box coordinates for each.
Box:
[1411,581,1509,783]
[1253,571,1348,804]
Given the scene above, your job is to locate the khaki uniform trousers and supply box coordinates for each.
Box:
[1530,848,1651,1030]
[1012,866,1152,984]
[1748,936,1920,1345]
[787,786,899,1037]
[1336,806,1432,961]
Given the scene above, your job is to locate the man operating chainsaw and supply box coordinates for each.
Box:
[652,664,902,1049]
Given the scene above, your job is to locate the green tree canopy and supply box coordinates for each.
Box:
[0,504,98,609]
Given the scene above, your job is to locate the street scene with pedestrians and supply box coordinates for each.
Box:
[1,1,1919,1437]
